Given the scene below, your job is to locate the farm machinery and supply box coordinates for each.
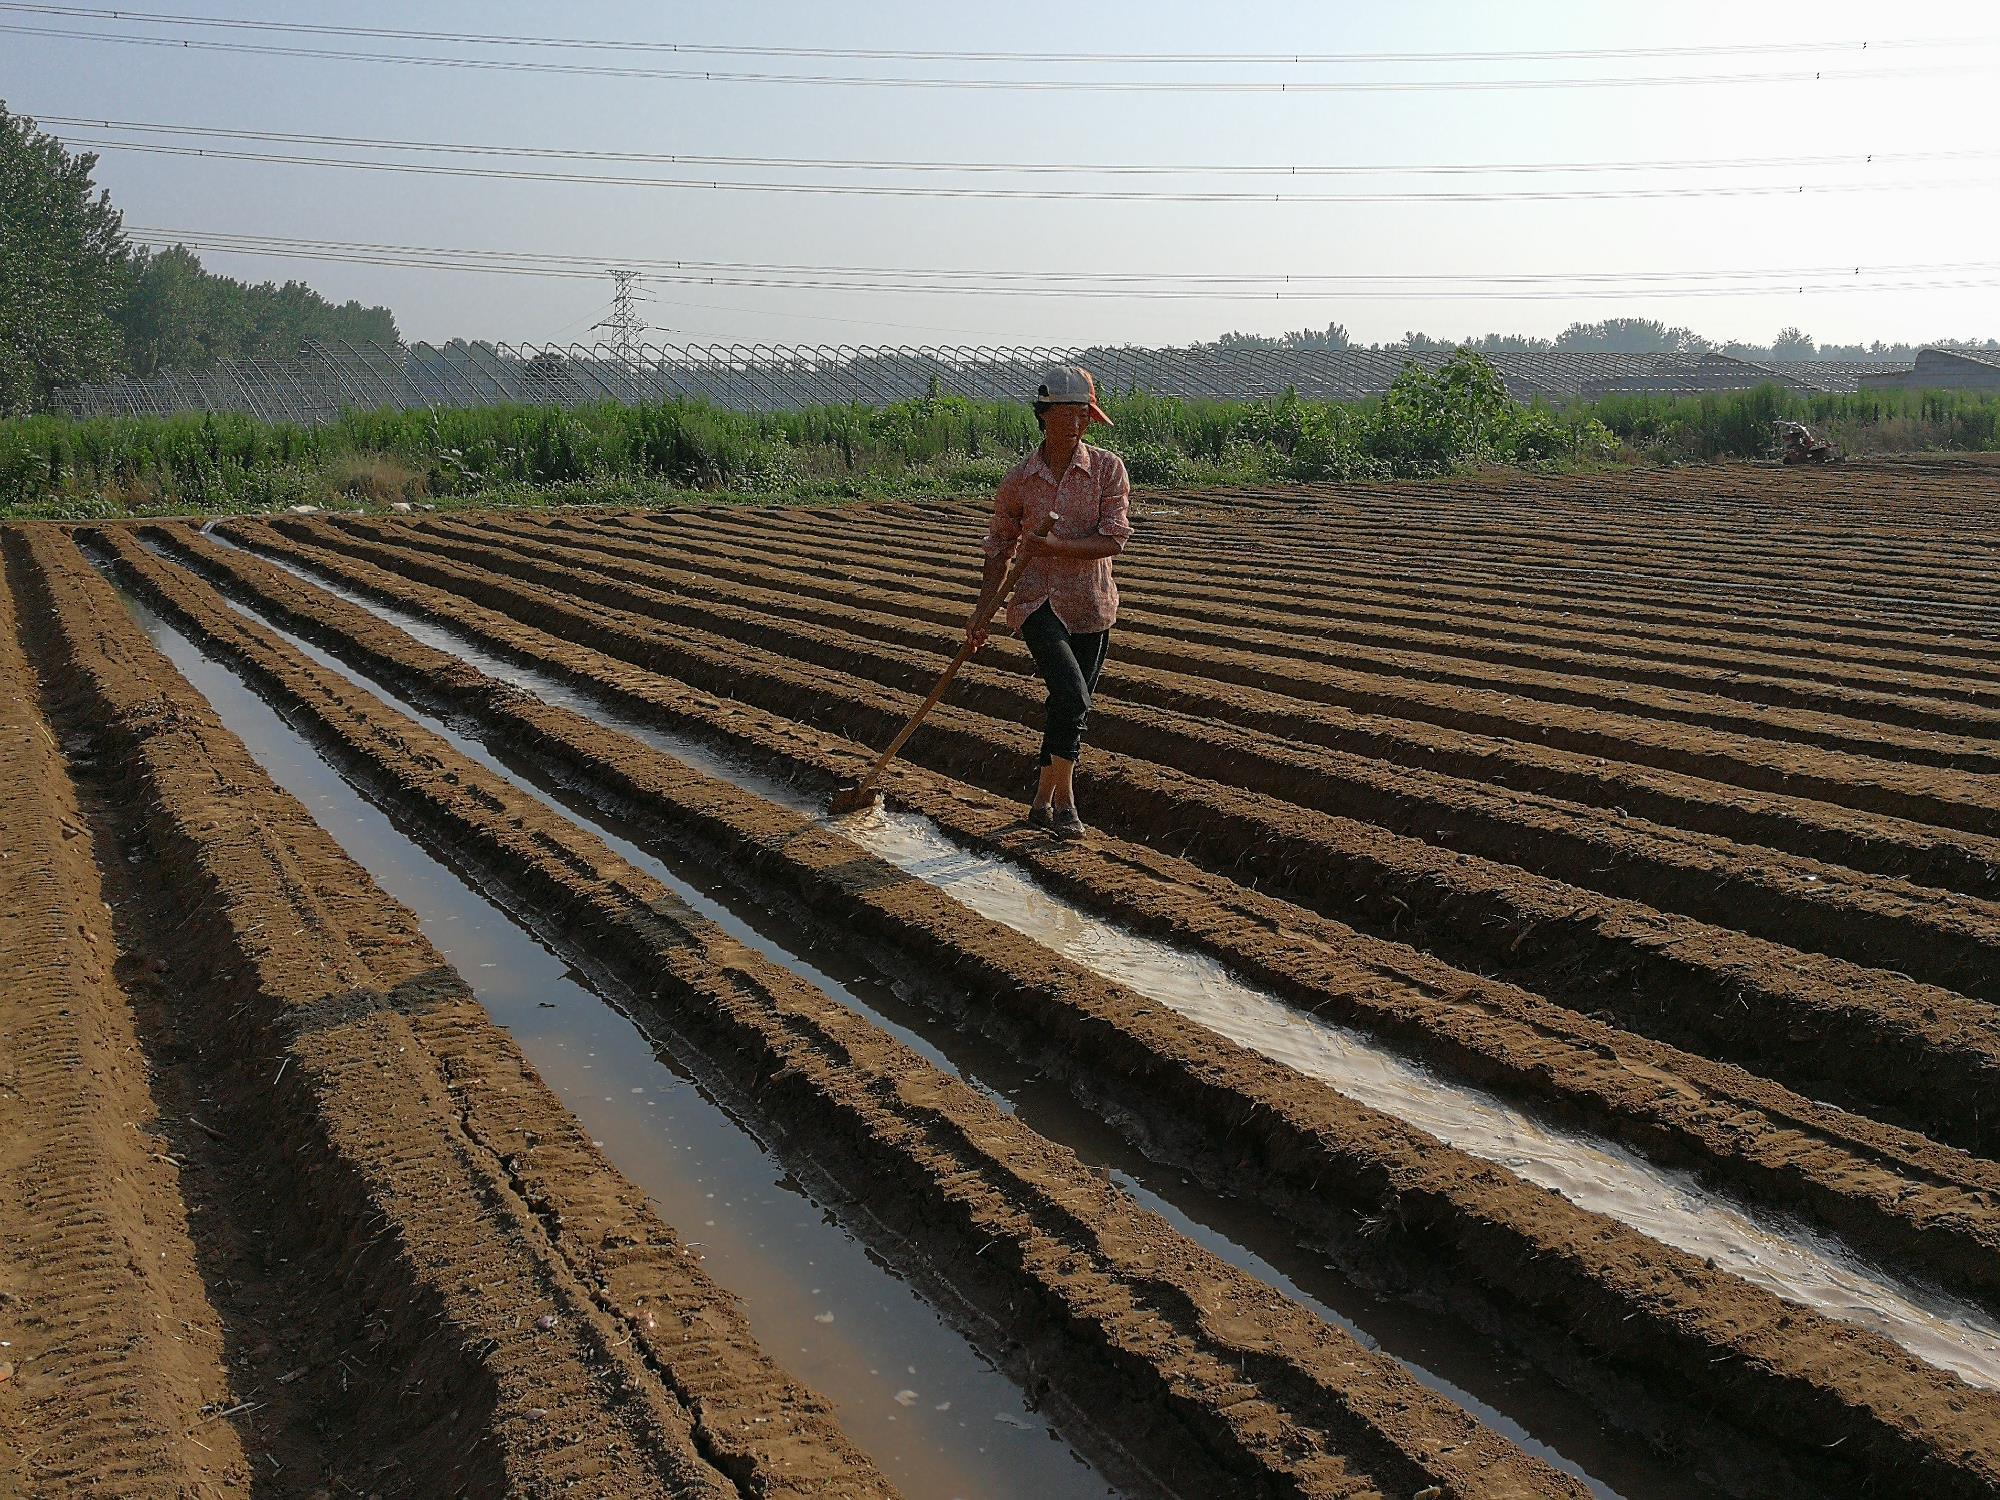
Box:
[1773,419,1840,465]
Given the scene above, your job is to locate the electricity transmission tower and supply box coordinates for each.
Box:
[593,269,647,362]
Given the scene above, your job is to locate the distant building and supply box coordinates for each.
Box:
[1858,347,2000,393]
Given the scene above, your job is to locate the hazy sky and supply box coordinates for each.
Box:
[8,1,2000,350]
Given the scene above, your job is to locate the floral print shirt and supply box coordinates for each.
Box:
[982,441,1133,634]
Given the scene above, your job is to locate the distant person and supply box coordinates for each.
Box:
[964,367,1131,839]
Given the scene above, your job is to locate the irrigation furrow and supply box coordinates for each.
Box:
[569,509,2000,892]
[634,506,2000,718]
[1286,513,2000,610]
[845,490,2000,661]
[776,494,2000,656]
[597,509,2000,828]
[93,569,1121,1500]
[402,513,2000,999]
[95,531,1601,1500]
[1229,526,2000,636]
[830,497,2000,701]
[164,521,2000,1325]
[692,491,2000,657]
[1212,498,2000,586]
[109,528,2000,1499]
[473,507,2000,898]
[315,511,2000,1015]
[241,517,2000,1159]
[861,472,2000,566]
[6,525,842,1499]
[628,504,2000,707]
[608,507,2000,751]
[374,508,2000,872]
[160,534,1730,1500]
[1239,466,2000,538]
[1153,488,2000,610]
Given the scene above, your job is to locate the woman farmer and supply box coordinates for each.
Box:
[964,366,1131,839]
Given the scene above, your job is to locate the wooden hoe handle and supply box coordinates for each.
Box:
[840,511,1058,806]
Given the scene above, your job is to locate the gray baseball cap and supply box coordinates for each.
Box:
[1034,365,1112,425]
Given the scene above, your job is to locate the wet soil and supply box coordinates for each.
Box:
[148,520,2000,1500]
[112,581,1111,1500]
[8,460,2000,1499]
[93,524,1593,1499]
[252,512,2000,1160]
[4,525,893,1498]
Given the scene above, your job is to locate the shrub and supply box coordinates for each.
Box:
[1119,440,1193,487]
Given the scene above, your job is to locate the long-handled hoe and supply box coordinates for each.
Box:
[828,511,1057,816]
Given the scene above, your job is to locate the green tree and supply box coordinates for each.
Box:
[1207,323,1351,351]
[1770,326,1816,359]
[0,104,131,414]
[1554,317,1709,354]
[1280,322,1351,350]
[118,245,218,373]
[1460,332,1556,353]
[119,245,401,373]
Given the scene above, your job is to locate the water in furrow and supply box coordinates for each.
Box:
[218,533,2000,1396]
[111,582,1116,1500]
[188,537,1706,1498]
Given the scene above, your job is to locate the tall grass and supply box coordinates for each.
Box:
[1589,386,2000,460]
[9,354,1996,517]
[0,411,333,514]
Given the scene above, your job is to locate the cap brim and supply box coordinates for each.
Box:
[1087,401,1112,426]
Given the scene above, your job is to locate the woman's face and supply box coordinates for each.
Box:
[1041,403,1090,447]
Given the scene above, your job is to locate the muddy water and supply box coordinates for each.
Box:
[219,536,2000,1399]
[843,806,2000,1390]
[113,586,1115,1500]
[197,540,1716,1499]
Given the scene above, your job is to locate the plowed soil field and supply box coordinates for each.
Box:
[5,460,2000,1499]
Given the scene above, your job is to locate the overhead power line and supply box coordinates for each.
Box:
[0,4,1978,65]
[121,227,2000,302]
[57,134,2000,205]
[32,113,2000,180]
[125,228,2000,288]
[6,22,1993,92]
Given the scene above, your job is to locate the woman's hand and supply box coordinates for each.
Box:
[963,619,989,654]
[1016,531,1054,560]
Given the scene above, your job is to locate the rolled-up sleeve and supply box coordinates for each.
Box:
[1097,456,1133,553]
[983,471,1024,560]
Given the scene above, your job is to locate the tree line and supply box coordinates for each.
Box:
[1,103,399,415]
